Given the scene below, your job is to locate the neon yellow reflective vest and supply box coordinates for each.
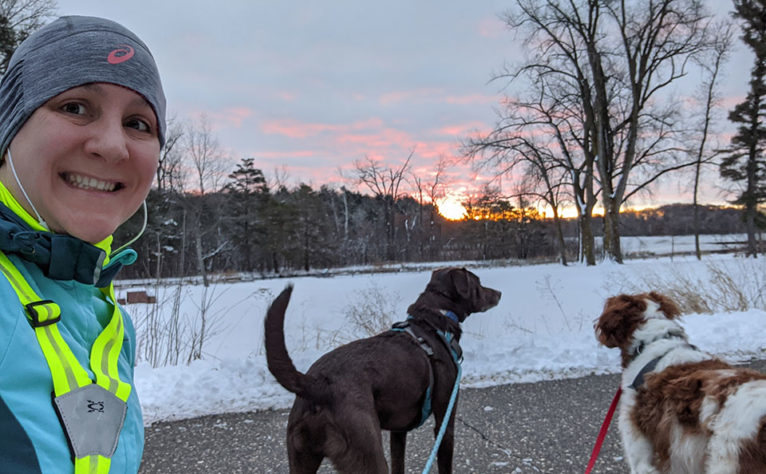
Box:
[0,183,142,473]
[0,251,143,473]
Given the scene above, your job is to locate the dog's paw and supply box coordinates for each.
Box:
[630,462,660,474]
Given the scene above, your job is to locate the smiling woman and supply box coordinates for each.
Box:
[436,195,467,221]
[0,15,166,474]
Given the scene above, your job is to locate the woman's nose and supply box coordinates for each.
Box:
[83,117,130,162]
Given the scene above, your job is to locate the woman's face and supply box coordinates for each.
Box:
[1,83,160,243]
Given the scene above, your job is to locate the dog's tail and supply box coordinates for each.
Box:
[264,285,319,399]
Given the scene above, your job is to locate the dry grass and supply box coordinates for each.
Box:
[335,283,399,343]
[617,258,766,314]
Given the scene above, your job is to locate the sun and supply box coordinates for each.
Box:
[436,195,467,220]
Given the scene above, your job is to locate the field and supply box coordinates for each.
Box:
[121,235,766,425]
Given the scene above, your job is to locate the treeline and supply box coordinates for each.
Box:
[615,205,748,237]
[113,164,747,281]
[557,204,750,238]
[115,180,556,280]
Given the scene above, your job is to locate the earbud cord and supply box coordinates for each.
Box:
[111,200,147,257]
[6,149,48,230]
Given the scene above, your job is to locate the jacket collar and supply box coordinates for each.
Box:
[0,182,124,286]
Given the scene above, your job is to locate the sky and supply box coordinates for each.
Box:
[125,237,766,428]
[55,1,750,214]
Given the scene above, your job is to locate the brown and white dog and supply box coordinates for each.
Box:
[595,292,766,473]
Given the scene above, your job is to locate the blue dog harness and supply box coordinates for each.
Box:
[390,311,463,428]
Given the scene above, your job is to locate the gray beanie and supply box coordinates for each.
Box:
[0,15,166,156]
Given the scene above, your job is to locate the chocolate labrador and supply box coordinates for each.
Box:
[264,267,501,474]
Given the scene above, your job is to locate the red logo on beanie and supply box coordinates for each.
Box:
[107,45,135,64]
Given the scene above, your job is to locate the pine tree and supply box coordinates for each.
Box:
[721,0,766,256]
[224,158,268,271]
[0,1,56,74]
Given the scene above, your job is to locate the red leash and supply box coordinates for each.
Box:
[585,387,622,474]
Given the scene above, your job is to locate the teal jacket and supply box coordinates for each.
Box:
[0,252,143,473]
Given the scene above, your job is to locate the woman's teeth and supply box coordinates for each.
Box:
[66,173,117,192]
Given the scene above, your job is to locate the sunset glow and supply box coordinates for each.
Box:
[436,195,468,220]
[539,205,581,219]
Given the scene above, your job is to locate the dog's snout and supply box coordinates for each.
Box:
[479,287,501,311]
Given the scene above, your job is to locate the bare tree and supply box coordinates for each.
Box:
[179,114,230,361]
[185,115,231,195]
[424,155,449,210]
[465,81,591,265]
[0,0,56,74]
[156,117,186,194]
[410,155,449,259]
[354,151,412,261]
[486,0,718,263]
[689,22,734,259]
[516,150,571,265]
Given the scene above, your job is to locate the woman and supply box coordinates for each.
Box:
[0,15,166,473]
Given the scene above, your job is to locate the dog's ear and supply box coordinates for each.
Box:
[647,291,681,319]
[430,267,473,300]
[595,294,647,348]
[430,267,449,282]
[450,268,474,301]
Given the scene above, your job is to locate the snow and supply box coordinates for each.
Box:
[126,245,766,426]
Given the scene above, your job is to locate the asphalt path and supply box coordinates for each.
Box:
[140,359,766,474]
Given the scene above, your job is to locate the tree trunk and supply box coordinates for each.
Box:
[601,196,623,263]
[746,206,758,257]
[693,199,701,260]
[608,209,623,263]
[746,122,760,258]
[303,224,310,272]
[194,216,209,287]
[550,207,568,266]
[386,201,396,261]
[179,207,187,278]
[155,233,162,279]
[244,203,252,272]
[580,213,596,265]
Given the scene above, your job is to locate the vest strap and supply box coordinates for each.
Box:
[25,300,61,327]
[74,454,111,474]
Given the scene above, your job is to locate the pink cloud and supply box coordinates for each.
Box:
[207,107,253,128]
[379,88,444,105]
[445,94,498,105]
[248,115,519,202]
[277,91,297,101]
[261,117,384,139]
[261,120,335,139]
[337,127,413,148]
[477,17,506,39]
[378,90,498,107]
[720,94,745,109]
[435,121,489,137]
[423,142,455,158]
[257,150,318,159]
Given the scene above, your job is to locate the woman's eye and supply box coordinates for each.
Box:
[61,102,86,115]
[126,118,151,133]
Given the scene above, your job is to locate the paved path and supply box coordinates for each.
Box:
[140,359,766,473]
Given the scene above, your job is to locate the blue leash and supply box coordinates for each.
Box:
[421,362,462,473]
[421,326,463,474]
